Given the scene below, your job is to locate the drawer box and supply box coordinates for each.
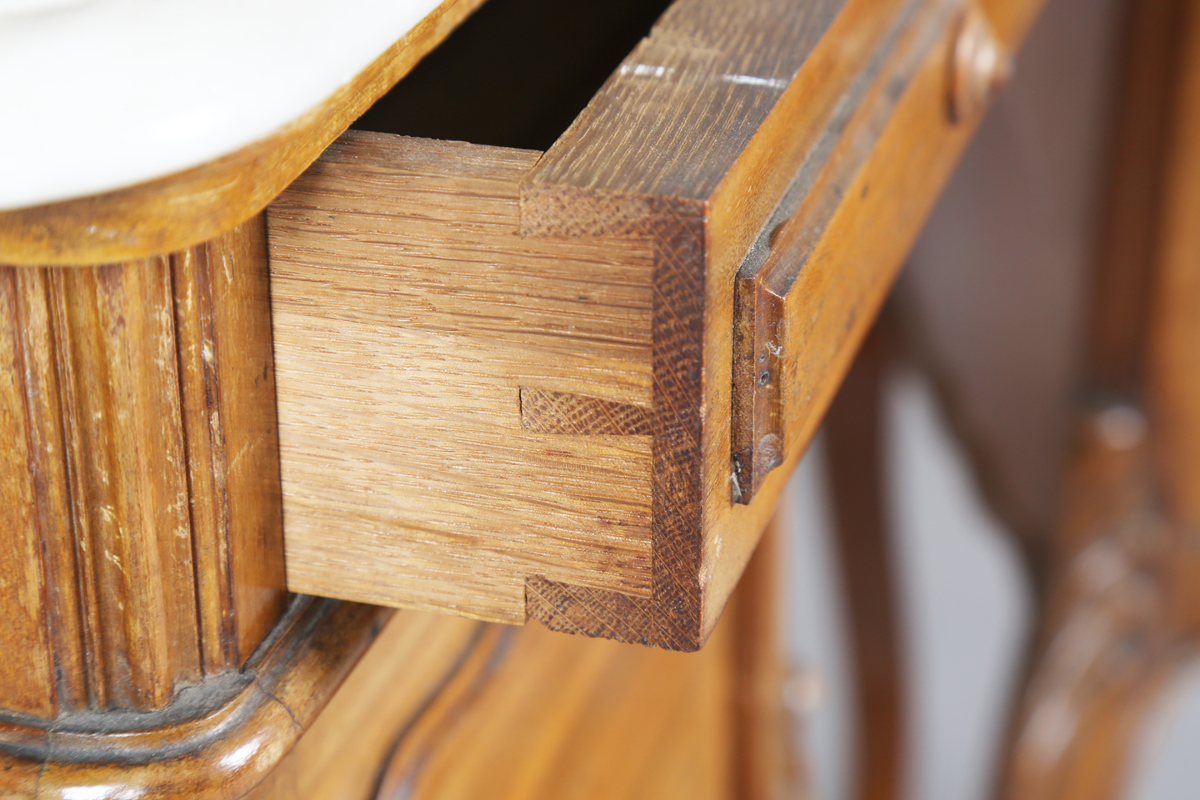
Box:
[268,0,1010,649]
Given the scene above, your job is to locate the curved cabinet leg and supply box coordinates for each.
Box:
[1000,0,1200,795]
[999,415,1187,800]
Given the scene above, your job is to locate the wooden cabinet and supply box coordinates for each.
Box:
[270,0,1024,651]
[0,0,1042,796]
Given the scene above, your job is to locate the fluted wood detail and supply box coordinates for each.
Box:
[0,217,286,718]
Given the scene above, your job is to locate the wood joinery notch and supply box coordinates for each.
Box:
[271,0,1032,650]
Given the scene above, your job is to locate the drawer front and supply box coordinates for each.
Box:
[269,0,1037,649]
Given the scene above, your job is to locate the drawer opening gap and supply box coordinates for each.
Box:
[350,0,674,150]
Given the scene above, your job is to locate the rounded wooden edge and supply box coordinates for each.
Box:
[0,598,392,800]
[0,0,486,268]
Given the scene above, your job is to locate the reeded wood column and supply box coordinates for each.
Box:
[0,216,286,718]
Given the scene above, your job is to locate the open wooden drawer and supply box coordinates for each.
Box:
[268,0,1025,650]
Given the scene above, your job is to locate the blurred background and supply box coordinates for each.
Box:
[778,0,1200,796]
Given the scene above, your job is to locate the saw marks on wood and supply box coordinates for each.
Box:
[520,387,654,436]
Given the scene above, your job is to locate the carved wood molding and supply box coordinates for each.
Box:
[0,598,393,800]
[999,0,1200,795]
[0,218,287,719]
[999,411,1188,800]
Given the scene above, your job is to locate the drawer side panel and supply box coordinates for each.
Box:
[270,134,656,623]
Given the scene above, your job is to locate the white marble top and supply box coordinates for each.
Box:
[0,0,444,210]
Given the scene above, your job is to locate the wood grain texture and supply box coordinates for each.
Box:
[269,133,655,624]
[372,595,736,800]
[245,612,486,800]
[521,0,848,203]
[32,532,790,800]
[523,198,707,650]
[522,0,1044,647]
[518,0,912,650]
[0,270,59,718]
[174,219,288,673]
[0,599,394,800]
[520,387,654,436]
[0,0,487,267]
[56,255,203,710]
[0,256,202,713]
[273,0,1044,649]
[0,218,285,717]
[243,540,794,800]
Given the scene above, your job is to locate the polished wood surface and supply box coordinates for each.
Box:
[731,0,976,503]
[375,619,733,800]
[0,0,487,267]
[245,610,485,800]
[0,219,383,799]
[173,220,289,669]
[0,599,393,800]
[0,270,59,718]
[241,529,787,800]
